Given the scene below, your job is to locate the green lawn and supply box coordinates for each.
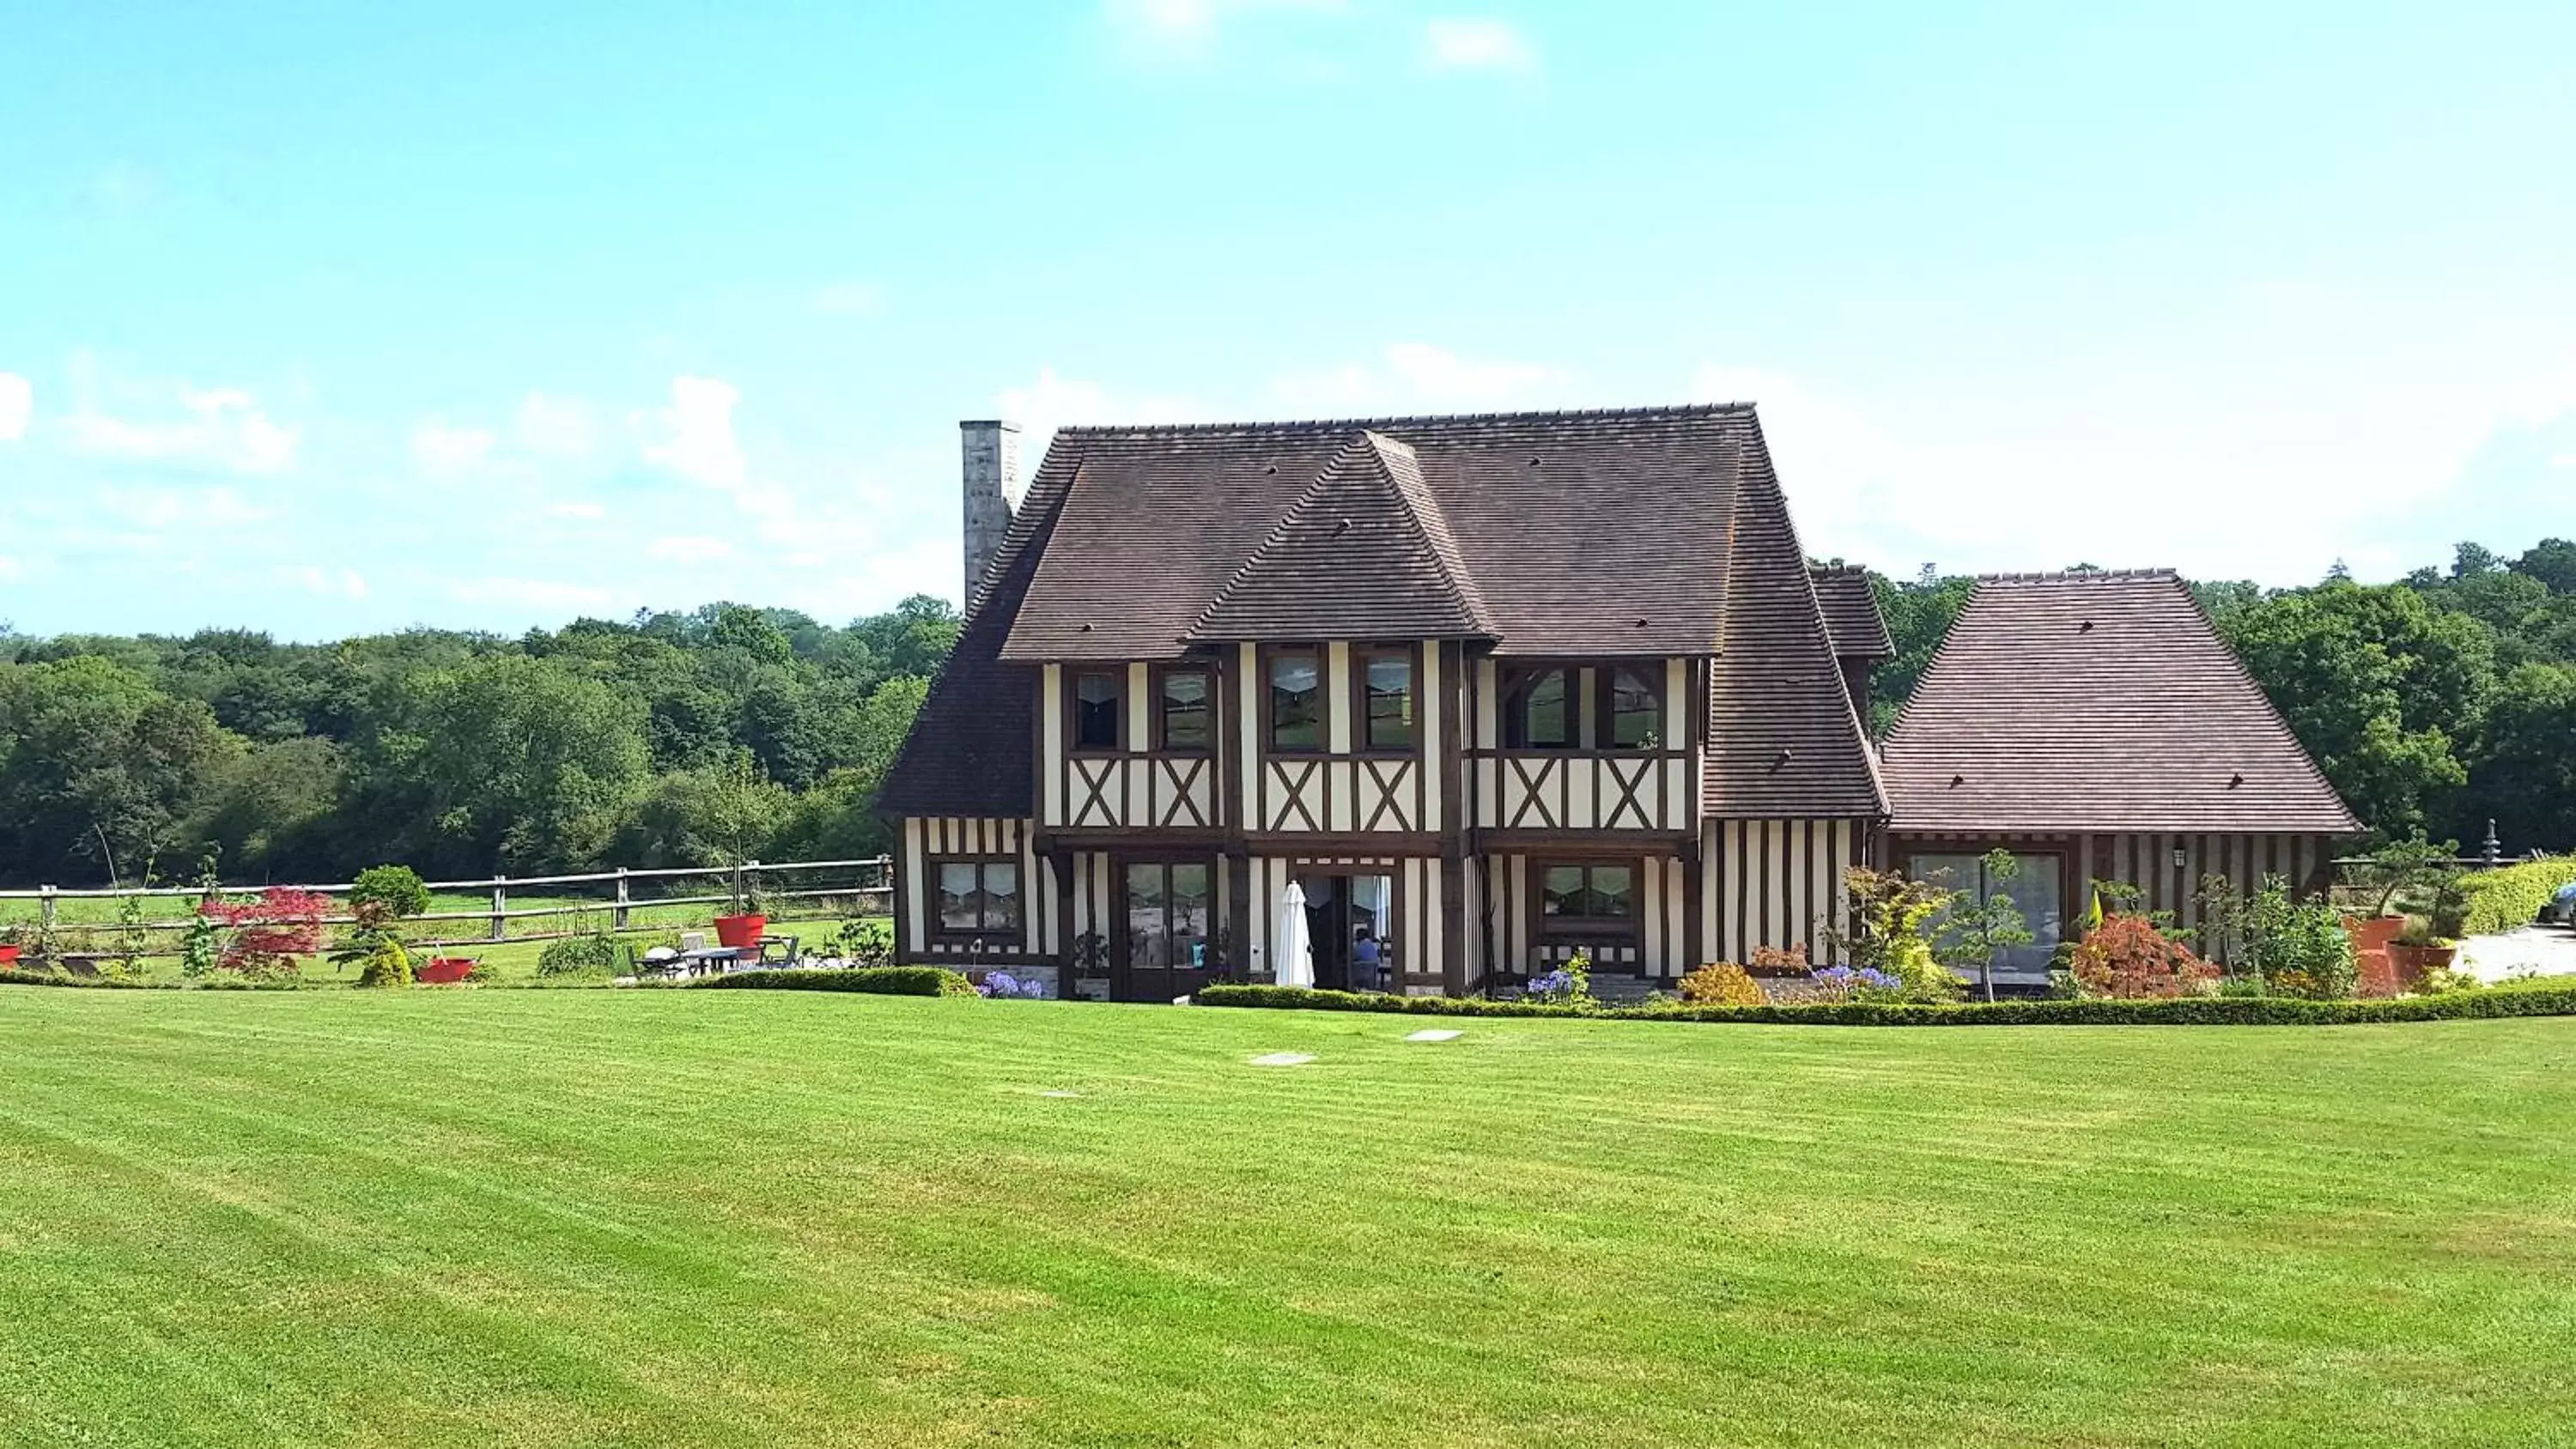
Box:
[4,994,2573,1447]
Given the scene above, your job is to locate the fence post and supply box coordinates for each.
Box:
[491,875,507,943]
[39,883,57,931]
[614,867,631,931]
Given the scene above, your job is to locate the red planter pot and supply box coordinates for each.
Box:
[2385,943,2458,993]
[417,957,477,985]
[714,913,768,949]
[0,945,20,966]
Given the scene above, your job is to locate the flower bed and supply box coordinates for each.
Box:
[1194,982,2576,1026]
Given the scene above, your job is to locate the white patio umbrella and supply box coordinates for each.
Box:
[1274,880,1316,990]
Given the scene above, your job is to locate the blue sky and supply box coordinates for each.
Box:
[3,1,2572,639]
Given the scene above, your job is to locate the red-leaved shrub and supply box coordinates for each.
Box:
[2070,913,2218,999]
[198,888,333,977]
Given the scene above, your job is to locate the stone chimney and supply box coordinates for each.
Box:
[960,420,1022,603]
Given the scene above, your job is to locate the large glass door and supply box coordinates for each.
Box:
[1911,852,2063,982]
[1120,861,1212,1002]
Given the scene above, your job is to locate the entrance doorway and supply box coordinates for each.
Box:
[1117,860,1212,1002]
[1297,872,1394,992]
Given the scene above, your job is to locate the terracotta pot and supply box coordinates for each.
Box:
[2341,915,2407,952]
[417,956,477,985]
[2385,943,2457,992]
[714,913,768,949]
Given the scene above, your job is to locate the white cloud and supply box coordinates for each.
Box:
[62,385,298,474]
[0,556,21,583]
[100,485,266,530]
[1424,17,1537,72]
[410,420,496,476]
[998,366,1206,467]
[2552,453,2576,470]
[1683,359,2563,585]
[515,393,594,457]
[0,373,29,440]
[1270,343,1571,415]
[641,376,750,493]
[545,500,609,520]
[280,566,368,599]
[813,281,884,316]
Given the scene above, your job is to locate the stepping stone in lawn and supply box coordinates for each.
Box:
[1249,1052,1315,1067]
[1404,1029,1463,1042]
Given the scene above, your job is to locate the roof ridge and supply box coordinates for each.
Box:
[1974,567,2181,584]
[1186,429,1493,642]
[1358,430,1497,635]
[1056,401,1755,439]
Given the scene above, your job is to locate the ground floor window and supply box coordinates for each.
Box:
[1909,852,2063,975]
[933,859,1021,935]
[1127,861,1212,969]
[1539,861,1637,939]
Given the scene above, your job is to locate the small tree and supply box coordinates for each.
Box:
[705,750,775,917]
[1828,866,1963,1003]
[199,887,332,979]
[1936,849,2036,1003]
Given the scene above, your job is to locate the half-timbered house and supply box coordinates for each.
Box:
[881,403,1888,1000]
[879,407,2356,1000]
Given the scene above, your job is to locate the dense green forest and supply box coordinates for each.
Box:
[2,537,2569,888]
[0,598,957,886]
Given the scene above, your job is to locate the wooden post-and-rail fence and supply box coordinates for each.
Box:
[0,856,893,957]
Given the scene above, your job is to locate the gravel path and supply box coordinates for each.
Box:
[2456,925,2576,985]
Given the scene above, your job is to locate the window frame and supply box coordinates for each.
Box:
[1352,642,1420,756]
[1153,663,1214,755]
[1598,663,1665,751]
[1500,664,1576,751]
[1068,666,1124,755]
[929,856,1024,939]
[1265,645,1325,755]
[1534,858,1641,941]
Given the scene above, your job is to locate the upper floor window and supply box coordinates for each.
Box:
[935,860,1022,935]
[1603,664,1662,749]
[1073,669,1121,751]
[1360,646,1415,752]
[1269,649,1321,751]
[1503,666,1573,749]
[1540,863,1634,936]
[1158,667,1211,752]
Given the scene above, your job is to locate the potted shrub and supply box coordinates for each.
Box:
[705,751,775,950]
[2385,916,2457,991]
[2344,836,2451,965]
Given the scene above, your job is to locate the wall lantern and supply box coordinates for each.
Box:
[2172,846,2188,870]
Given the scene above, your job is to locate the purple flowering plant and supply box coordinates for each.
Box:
[975,970,1047,1000]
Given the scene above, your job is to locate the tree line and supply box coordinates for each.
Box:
[1861,539,2576,855]
[0,598,958,887]
[3,538,2570,888]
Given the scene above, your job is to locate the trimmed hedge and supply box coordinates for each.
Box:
[2456,856,2576,936]
[683,966,974,997]
[1194,982,2576,1026]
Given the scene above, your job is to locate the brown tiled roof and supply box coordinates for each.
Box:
[1704,436,1888,818]
[999,405,1756,661]
[896,403,1888,822]
[1190,432,1495,641]
[1808,565,1893,660]
[877,446,1081,818]
[1881,570,2361,834]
